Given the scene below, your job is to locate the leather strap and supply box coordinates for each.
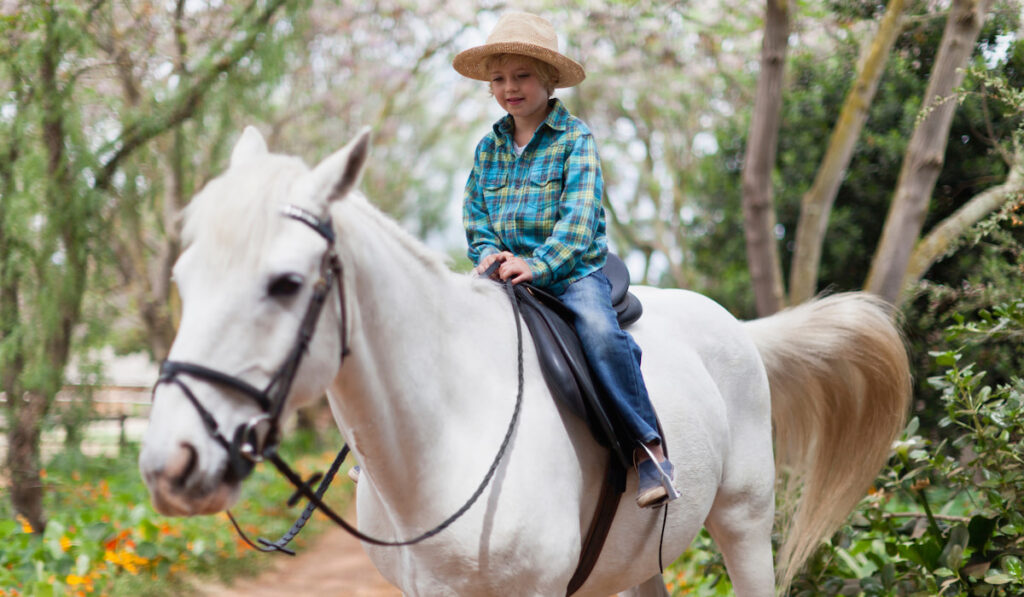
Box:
[566,456,626,595]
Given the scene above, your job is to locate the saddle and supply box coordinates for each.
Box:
[512,254,641,472]
[505,254,646,595]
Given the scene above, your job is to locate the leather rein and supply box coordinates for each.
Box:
[153,204,525,553]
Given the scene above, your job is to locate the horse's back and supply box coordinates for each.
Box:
[628,286,771,434]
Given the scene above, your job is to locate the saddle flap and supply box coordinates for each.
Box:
[516,296,587,420]
[513,285,632,470]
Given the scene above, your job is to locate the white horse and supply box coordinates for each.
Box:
[139,128,910,596]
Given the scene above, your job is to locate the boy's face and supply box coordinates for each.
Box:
[488,57,550,124]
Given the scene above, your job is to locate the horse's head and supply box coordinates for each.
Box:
[140,127,369,516]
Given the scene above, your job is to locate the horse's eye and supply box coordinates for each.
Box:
[268,274,304,297]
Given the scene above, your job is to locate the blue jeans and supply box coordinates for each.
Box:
[559,271,660,446]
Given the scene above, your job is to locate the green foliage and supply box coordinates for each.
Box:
[0,428,350,596]
[904,195,1024,432]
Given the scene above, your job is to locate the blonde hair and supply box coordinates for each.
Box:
[484,53,559,95]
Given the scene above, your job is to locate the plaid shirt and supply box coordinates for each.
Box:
[463,99,607,295]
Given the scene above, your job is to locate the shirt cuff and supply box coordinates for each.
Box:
[525,258,551,287]
[475,245,500,264]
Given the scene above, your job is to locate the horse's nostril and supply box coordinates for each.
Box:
[166,442,198,489]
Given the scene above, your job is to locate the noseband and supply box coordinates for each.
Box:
[156,204,348,483]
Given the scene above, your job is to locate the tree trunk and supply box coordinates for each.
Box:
[902,154,1024,292]
[7,393,47,534]
[4,2,75,534]
[865,0,994,302]
[741,0,789,316]
[788,0,908,303]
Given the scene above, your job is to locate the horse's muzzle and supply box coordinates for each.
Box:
[141,441,240,516]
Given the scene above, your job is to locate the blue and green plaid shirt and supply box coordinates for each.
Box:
[463,98,607,295]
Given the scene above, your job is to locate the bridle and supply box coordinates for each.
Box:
[157,204,348,485]
[153,204,525,554]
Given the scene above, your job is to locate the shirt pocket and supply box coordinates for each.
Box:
[529,162,563,216]
[484,170,508,191]
[482,170,509,212]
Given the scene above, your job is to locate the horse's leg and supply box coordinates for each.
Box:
[619,574,670,597]
[704,484,776,596]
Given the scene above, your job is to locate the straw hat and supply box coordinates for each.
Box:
[453,12,585,88]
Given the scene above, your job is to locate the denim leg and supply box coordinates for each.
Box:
[559,272,660,445]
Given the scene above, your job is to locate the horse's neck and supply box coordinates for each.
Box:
[326,200,517,500]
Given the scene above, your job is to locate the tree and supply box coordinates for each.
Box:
[740,0,790,317]
[0,0,295,533]
[1,0,96,535]
[566,1,764,288]
[737,0,1017,312]
[92,0,311,360]
[787,0,909,305]
[866,0,997,303]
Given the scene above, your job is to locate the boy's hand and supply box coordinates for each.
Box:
[476,251,514,277]
[498,256,533,285]
[475,252,533,284]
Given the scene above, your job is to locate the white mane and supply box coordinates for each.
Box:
[333,191,453,277]
[180,150,454,282]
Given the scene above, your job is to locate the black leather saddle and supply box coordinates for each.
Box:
[512,254,641,471]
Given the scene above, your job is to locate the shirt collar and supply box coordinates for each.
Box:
[493,98,570,145]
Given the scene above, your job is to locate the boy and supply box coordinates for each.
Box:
[454,12,678,508]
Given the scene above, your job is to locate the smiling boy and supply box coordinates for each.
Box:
[454,12,679,508]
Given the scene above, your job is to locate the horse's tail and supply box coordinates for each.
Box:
[742,292,911,591]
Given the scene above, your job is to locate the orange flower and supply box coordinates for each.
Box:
[105,548,148,575]
[59,535,72,552]
[105,528,132,551]
[15,514,33,534]
[65,573,91,589]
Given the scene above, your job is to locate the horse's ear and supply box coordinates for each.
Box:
[230,126,268,167]
[313,127,372,204]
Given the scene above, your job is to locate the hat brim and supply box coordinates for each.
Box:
[453,42,585,89]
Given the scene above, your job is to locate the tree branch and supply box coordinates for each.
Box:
[901,149,1024,294]
[740,0,789,316]
[93,0,291,191]
[788,0,908,304]
[865,0,995,302]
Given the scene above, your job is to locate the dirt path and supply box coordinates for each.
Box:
[197,522,402,597]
